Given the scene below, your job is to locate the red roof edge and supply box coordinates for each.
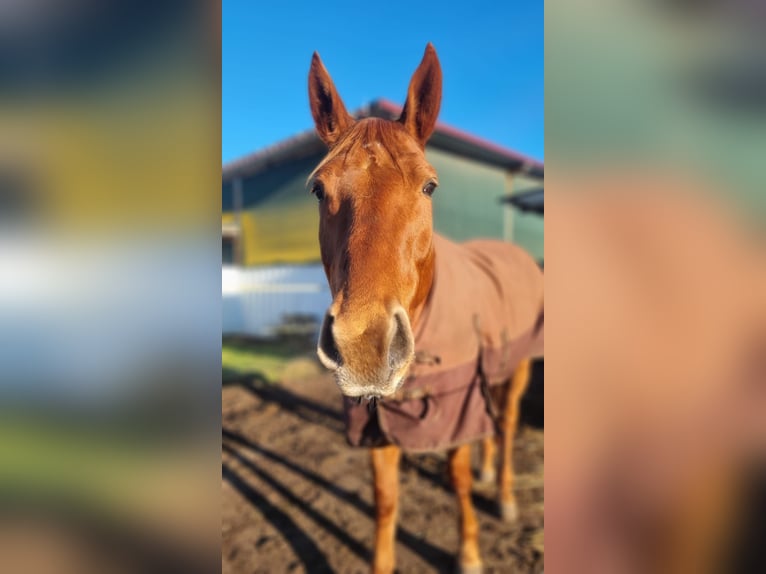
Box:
[373,98,544,173]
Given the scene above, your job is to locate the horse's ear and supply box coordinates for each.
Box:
[308,52,354,148]
[399,43,442,147]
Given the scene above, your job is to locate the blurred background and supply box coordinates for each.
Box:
[546,0,766,573]
[0,0,220,573]
[221,1,545,573]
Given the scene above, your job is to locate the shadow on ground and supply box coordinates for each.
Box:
[222,359,544,574]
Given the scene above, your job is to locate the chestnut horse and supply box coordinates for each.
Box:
[308,44,542,574]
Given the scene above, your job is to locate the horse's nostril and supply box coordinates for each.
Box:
[388,309,414,372]
[317,313,342,370]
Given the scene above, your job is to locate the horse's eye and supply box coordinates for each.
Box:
[311,182,325,202]
[422,180,438,197]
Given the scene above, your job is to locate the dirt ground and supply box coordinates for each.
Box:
[222,363,544,574]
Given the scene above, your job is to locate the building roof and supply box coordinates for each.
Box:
[223,98,544,181]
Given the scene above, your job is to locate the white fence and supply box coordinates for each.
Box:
[222,264,331,336]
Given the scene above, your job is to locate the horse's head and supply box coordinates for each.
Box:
[307,44,442,398]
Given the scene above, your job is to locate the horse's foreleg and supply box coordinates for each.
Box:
[449,443,483,574]
[499,358,531,522]
[479,436,496,483]
[371,444,401,574]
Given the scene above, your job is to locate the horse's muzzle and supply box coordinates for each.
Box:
[316,306,414,397]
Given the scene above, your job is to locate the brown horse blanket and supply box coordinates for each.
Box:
[343,233,544,452]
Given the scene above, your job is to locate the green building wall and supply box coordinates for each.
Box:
[508,172,544,262]
[427,147,544,262]
[426,148,507,241]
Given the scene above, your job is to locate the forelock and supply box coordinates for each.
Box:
[307,118,421,185]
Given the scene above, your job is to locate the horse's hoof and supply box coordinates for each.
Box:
[479,468,496,484]
[458,563,484,574]
[500,500,519,523]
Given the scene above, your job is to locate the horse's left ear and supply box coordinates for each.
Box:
[399,43,442,147]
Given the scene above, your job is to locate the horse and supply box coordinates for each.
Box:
[307,44,544,574]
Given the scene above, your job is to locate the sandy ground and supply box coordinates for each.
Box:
[222,365,544,573]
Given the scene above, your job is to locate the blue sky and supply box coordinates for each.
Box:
[222,1,543,164]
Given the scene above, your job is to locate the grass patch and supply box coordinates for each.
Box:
[222,335,316,383]
[0,416,210,527]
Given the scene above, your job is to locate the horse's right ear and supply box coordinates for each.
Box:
[308,52,354,148]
